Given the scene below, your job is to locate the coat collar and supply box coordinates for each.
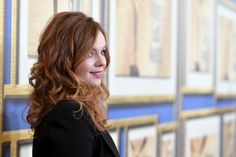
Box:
[102,132,120,157]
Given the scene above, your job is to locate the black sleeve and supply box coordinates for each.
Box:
[47,102,94,157]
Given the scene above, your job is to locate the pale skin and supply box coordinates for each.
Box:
[78,31,107,87]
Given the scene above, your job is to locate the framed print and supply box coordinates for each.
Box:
[184,115,221,157]
[27,0,55,57]
[128,125,157,157]
[158,123,177,157]
[108,115,157,156]
[216,4,236,95]
[222,112,236,157]
[185,0,215,88]
[18,0,49,84]
[160,132,175,157]
[107,0,177,96]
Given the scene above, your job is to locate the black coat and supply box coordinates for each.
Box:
[33,100,119,157]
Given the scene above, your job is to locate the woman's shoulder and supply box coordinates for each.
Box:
[35,100,95,141]
[49,100,90,120]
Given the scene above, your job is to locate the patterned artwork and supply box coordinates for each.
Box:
[115,0,172,78]
[185,115,220,157]
[160,132,175,157]
[190,134,217,157]
[27,0,54,56]
[130,136,154,157]
[218,16,236,81]
[128,125,156,157]
[190,0,214,72]
[223,113,236,157]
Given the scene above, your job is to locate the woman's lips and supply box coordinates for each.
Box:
[90,71,104,78]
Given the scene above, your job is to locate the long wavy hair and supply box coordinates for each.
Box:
[27,12,110,135]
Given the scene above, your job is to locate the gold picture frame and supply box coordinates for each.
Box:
[125,116,158,157]
[180,108,234,157]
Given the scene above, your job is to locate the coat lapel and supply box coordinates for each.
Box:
[102,132,120,157]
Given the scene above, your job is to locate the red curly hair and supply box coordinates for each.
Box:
[27,12,110,135]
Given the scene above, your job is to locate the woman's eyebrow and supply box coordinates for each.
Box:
[92,45,107,51]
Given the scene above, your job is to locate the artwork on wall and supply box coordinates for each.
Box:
[114,0,171,78]
[222,112,236,157]
[189,0,214,73]
[108,0,177,97]
[160,131,175,157]
[185,0,215,88]
[27,1,55,57]
[127,125,157,157]
[184,115,220,157]
[17,0,38,85]
[216,4,236,95]
[158,123,177,157]
[218,13,236,81]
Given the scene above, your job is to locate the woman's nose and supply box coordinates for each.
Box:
[96,54,106,67]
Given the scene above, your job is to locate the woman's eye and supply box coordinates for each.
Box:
[89,51,95,57]
[101,50,106,56]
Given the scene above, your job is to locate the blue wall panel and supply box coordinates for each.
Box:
[4,0,11,84]
[217,99,236,108]
[3,99,30,131]
[182,95,215,110]
[108,103,174,124]
[120,128,125,157]
[2,143,10,157]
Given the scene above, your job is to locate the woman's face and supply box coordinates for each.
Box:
[78,31,107,87]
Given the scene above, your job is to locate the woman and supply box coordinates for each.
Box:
[27,11,119,157]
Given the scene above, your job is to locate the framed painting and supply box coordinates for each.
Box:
[17,0,51,84]
[108,116,157,156]
[216,4,236,95]
[107,0,177,97]
[127,125,157,157]
[158,123,177,157]
[222,112,236,157]
[183,115,221,157]
[185,0,215,88]
[160,132,175,157]
[27,0,55,57]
